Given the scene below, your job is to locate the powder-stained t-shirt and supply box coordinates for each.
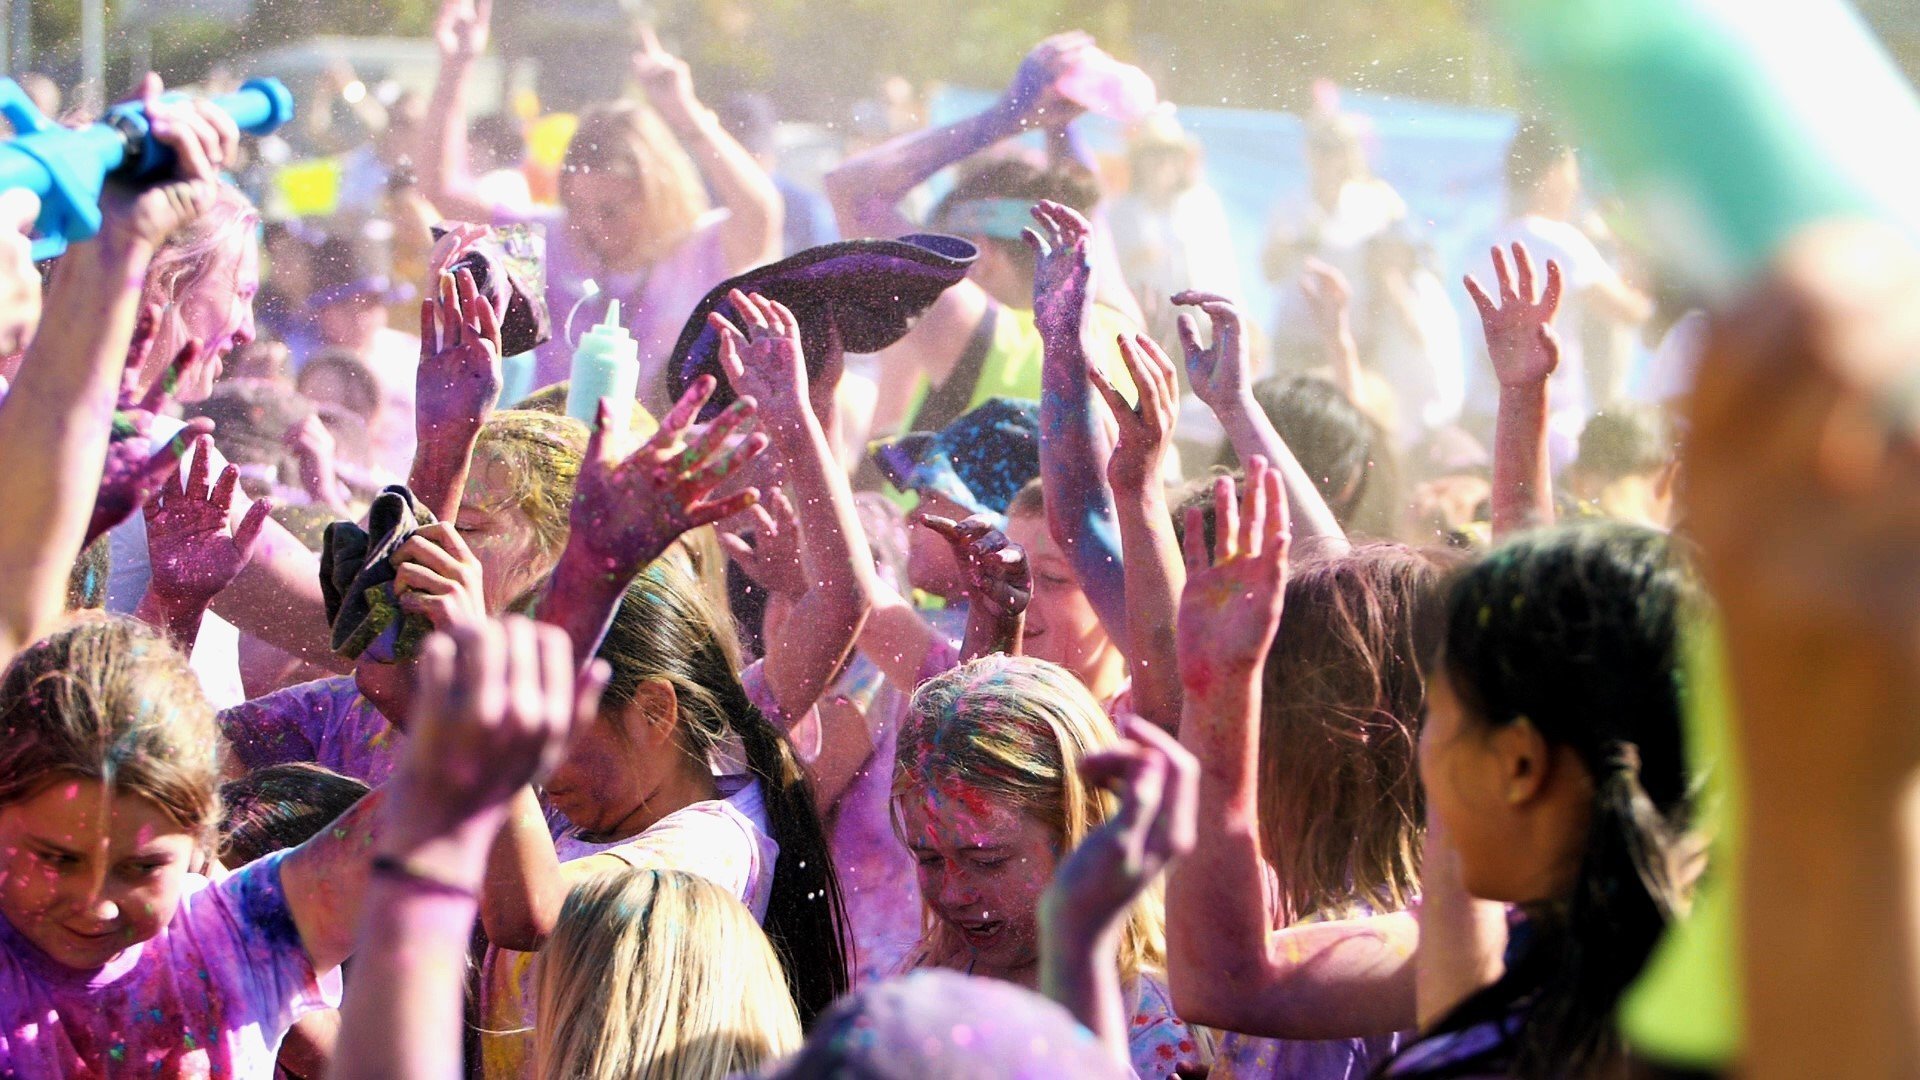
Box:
[0,850,336,1076]
[1129,970,1210,1079]
[219,675,403,787]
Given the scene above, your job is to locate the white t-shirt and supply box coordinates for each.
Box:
[106,414,247,709]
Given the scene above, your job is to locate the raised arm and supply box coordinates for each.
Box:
[1175,291,1349,556]
[1041,717,1199,1069]
[1164,464,1415,1037]
[410,268,503,521]
[536,377,766,667]
[1090,332,1183,731]
[1028,200,1130,653]
[711,292,873,718]
[1165,463,1288,1028]
[822,33,1088,240]
[137,446,272,649]
[416,0,497,222]
[822,36,1086,425]
[1465,242,1562,539]
[1682,226,1920,1080]
[0,93,227,662]
[634,29,781,272]
[326,616,603,1079]
[1299,258,1366,409]
[1414,814,1508,1031]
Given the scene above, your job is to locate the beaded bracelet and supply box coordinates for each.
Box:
[368,854,479,900]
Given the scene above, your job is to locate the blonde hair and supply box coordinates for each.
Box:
[894,655,1165,987]
[142,181,259,356]
[469,409,591,563]
[0,617,220,845]
[562,103,710,261]
[534,867,802,1080]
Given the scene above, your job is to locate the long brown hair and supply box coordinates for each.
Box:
[592,561,850,1025]
[1259,544,1452,922]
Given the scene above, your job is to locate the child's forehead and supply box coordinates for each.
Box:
[3,779,194,849]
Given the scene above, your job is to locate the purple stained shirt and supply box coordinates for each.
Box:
[0,850,337,1076]
[218,676,402,787]
[821,678,923,987]
[504,207,734,417]
[1212,1028,1404,1080]
[1130,971,1210,1078]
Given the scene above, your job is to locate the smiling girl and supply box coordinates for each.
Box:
[0,617,402,1074]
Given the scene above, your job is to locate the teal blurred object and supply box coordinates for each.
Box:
[1498,0,1920,293]
[0,78,294,259]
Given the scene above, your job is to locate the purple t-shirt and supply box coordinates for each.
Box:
[218,676,401,787]
[509,208,733,417]
[0,851,336,1076]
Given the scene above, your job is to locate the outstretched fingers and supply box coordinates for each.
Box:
[1212,475,1237,565]
[1182,504,1209,572]
[659,375,716,441]
[234,497,274,561]
[1239,456,1268,559]
[1510,242,1536,304]
[1539,258,1565,320]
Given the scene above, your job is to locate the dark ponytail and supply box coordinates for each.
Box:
[595,562,851,1026]
[1405,523,1695,1079]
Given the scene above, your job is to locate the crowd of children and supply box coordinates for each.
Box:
[1,9,1916,1080]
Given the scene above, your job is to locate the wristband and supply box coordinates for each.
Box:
[369,853,479,900]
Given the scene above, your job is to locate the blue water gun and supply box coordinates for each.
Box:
[0,77,295,260]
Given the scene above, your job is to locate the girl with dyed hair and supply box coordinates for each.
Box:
[893,654,1205,1078]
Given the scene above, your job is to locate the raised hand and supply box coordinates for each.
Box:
[709,289,809,429]
[143,436,272,609]
[391,521,489,628]
[1094,332,1177,498]
[1173,290,1253,413]
[87,316,214,546]
[632,26,699,130]
[400,615,605,833]
[1040,714,1200,1065]
[1025,199,1094,342]
[1046,716,1199,930]
[568,375,768,584]
[999,32,1093,130]
[1299,257,1354,340]
[93,76,223,258]
[1176,457,1291,686]
[433,0,492,60]
[1464,242,1564,389]
[718,486,808,599]
[284,413,349,513]
[417,268,503,445]
[919,513,1032,620]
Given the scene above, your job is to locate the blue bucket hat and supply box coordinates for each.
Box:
[870,397,1039,527]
